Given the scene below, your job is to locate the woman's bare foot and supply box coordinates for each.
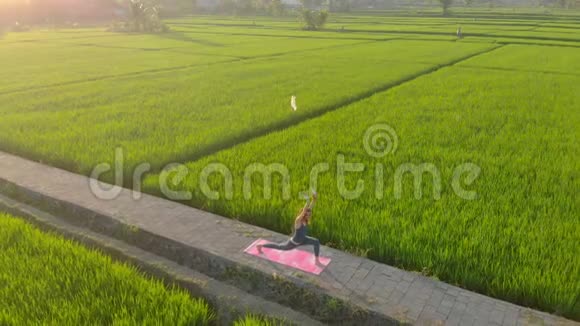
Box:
[315,256,324,267]
[256,244,263,254]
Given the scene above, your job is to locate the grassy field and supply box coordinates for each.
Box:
[456,43,580,73]
[0,212,215,325]
[234,315,283,326]
[0,9,579,319]
[0,34,365,92]
[0,39,493,176]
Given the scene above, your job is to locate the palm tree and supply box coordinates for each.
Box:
[128,0,166,32]
[438,0,452,15]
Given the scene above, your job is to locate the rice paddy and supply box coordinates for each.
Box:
[0,212,215,325]
[0,38,493,177]
[143,63,579,317]
[0,9,579,320]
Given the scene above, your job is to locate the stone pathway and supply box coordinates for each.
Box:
[0,151,576,326]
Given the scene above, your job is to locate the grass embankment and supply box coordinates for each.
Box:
[0,212,215,325]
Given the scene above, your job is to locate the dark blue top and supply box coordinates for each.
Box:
[291,223,308,244]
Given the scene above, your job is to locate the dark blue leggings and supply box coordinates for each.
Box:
[262,236,320,257]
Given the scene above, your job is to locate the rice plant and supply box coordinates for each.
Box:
[0,212,215,325]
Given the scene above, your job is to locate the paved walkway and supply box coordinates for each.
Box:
[0,151,576,326]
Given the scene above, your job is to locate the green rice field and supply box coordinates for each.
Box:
[0,9,579,319]
[234,315,283,326]
[0,212,215,325]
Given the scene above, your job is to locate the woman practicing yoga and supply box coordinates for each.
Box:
[257,192,321,263]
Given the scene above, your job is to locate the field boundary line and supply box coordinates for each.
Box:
[55,33,382,59]
[227,39,382,60]
[497,40,580,48]
[171,27,580,48]
[168,28,392,41]
[343,28,580,43]
[156,44,506,171]
[0,39,381,96]
[62,42,244,58]
[0,31,134,45]
[457,64,580,77]
[177,26,580,44]
[0,59,236,96]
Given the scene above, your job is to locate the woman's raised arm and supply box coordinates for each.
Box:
[307,191,317,209]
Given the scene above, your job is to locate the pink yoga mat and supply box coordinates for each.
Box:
[244,238,331,275]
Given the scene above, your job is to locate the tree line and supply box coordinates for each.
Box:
[1,0,576,32]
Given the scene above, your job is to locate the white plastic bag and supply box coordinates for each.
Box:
[291,95,297,111]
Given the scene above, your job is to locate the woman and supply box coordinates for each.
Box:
[257,193,321,263]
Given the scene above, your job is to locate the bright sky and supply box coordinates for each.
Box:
[0,0,30,5]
